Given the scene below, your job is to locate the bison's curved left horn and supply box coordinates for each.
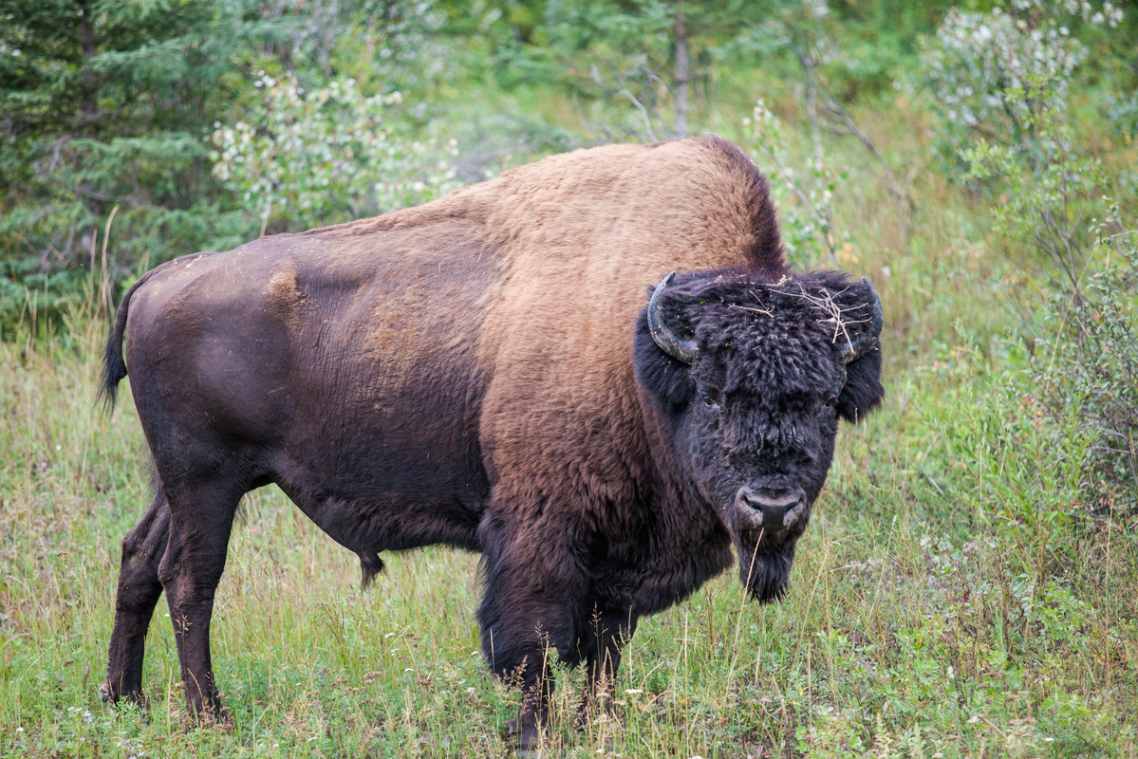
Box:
[648,272,698,364]
[840,280,883,364]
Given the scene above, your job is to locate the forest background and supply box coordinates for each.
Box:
[1,1,1137,756]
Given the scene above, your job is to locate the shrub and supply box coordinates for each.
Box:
[210,72,460,234]
[1033,218,1138,513]
[932,0,1136,513]
[745,97,847,266]
[963,108,1106,288]
[920,0,1123,177]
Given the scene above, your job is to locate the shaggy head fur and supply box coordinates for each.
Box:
[635,269,884,602]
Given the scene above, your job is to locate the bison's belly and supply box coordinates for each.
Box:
[265,331,491,555]
[279,404,487,550]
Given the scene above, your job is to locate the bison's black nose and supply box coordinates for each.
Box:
[735,485,806,530]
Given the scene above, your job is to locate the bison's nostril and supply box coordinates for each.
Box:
[736,486,806,528]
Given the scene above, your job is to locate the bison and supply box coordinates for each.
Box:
[99,135,883,748]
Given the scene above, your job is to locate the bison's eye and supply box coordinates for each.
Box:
[701,386,723,409]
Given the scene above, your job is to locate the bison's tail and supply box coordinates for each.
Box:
[99,273,153,411]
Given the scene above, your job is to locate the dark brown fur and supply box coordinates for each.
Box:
[99,136,882,749]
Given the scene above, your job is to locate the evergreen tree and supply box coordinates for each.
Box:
[0,0,290,325]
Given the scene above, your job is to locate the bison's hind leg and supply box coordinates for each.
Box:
[157,472,246,721]
[359,551,384,589]
[103,488,170,705]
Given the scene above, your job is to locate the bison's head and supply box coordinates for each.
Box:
[634,268,884,603]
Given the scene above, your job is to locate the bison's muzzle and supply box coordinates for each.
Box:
[730,485,808,604]
[734,484,806,533]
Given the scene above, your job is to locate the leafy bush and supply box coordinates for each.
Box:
[745,97,848,266]
[210,72,460,233]
[1033,221,1138,513]
[920,0,1123,176]
[933,0,1136,512]
[964,109,1105,287]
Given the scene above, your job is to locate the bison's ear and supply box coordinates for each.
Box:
[633,310,695,411]
[837,346,883,423]
[827,275,884,423]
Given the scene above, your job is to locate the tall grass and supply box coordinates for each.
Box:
[2,121,1137,757]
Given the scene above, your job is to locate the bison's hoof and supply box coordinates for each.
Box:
[181,707,233,731]
[99,682,145,707]
[505,716,542,755]
[188,700,233,727]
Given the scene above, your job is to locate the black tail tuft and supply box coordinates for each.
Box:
[98,274,151,411]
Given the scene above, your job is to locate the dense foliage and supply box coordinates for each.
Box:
[0,0,291,325]
[2,1,1136,756]
[209,71,460,233]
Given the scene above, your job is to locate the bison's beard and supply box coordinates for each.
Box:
[736,540,797,604]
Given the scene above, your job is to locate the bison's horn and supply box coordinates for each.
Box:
[840,280,883,364]
[647,272,698,364]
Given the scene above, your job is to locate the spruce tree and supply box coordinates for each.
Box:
[0,0,289,326]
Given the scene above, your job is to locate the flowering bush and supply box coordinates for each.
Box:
[210,72,459,232]
[921,0,1123,170]
[925,1,1123,277]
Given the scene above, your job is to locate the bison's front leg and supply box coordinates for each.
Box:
[580,608,638,724]
[477,520,585,751]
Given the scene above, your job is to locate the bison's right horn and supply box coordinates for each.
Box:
[647,272,698,364]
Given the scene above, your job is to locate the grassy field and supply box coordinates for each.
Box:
[2,112,1137,757]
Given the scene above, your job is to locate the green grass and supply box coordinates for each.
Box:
[3,122,1137,757]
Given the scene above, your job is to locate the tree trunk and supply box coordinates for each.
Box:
[673,4,689,137]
